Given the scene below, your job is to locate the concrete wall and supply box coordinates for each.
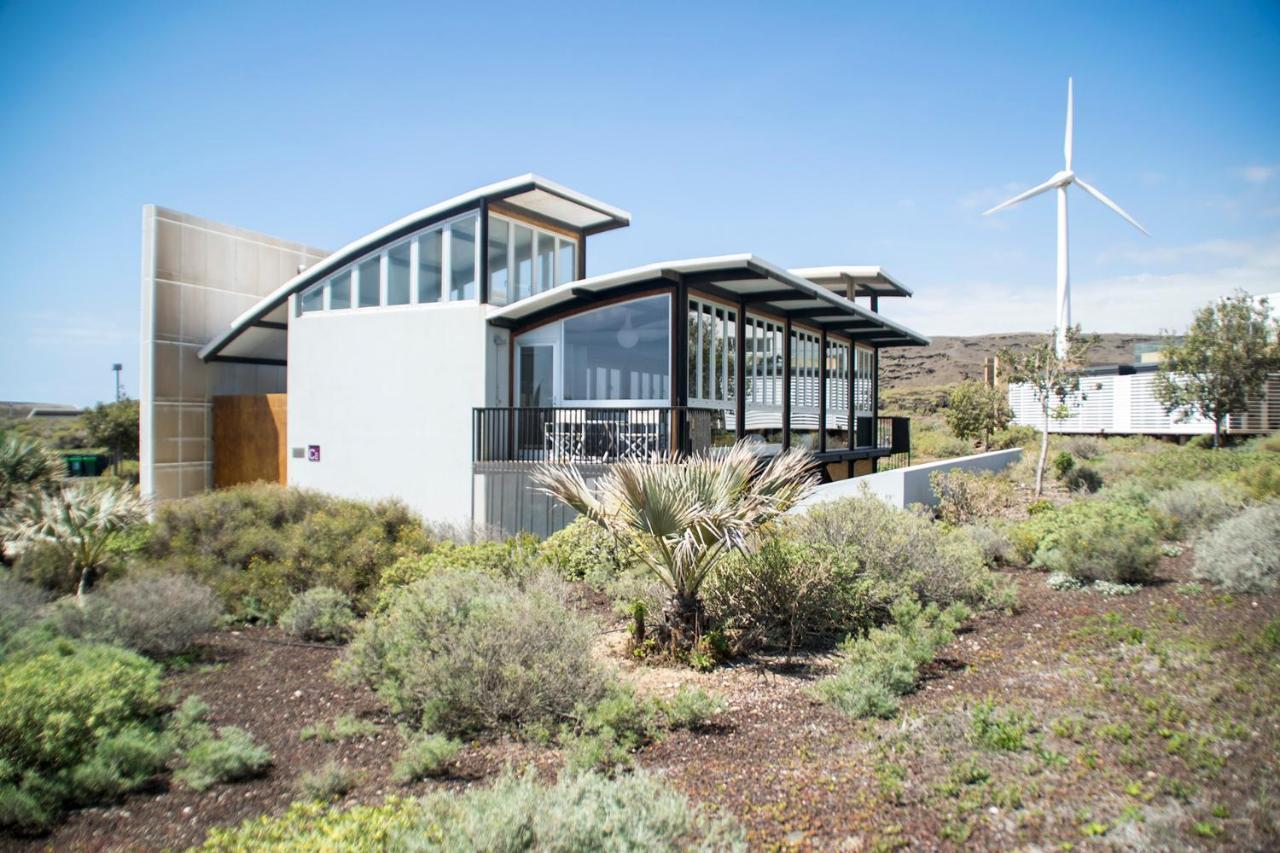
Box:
[139,206,327,502]
[794,448,1022,512]
[287,301,490,525]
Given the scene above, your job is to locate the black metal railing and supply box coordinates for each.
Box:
[473,407,734,464]
[473,407,910,465]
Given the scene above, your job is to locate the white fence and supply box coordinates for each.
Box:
[793,448,1023,512]
[1008,371,1280,436]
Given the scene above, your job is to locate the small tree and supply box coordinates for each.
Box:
[84,397,140,475]
[999,327,1098,497]
[1153,291,1280,448]
[534,441,818,653]
[944,380,1013,451]
[2,482,148,601]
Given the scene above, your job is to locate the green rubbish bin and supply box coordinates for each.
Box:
[63,454,109,477]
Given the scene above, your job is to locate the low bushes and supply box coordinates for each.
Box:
[0,573,46,648]
[338,568,607,737]
[791,495,1004,611]
[1020,497,1161,584]
[536,516,636,586]
[201,770,742,851]
[139,483,432,620]
[813,597,971,719]
[1234,459,1280,502]
[0,638,168,832]
[1063,465,1103,494]
[930,469,1015,525]
[175,727,272,792]
[392,733,461,783]
[961,523,1017,569]
[374,535,540,602]
[1149,481,1244,539]
[704,538,869,655]
[52,573,221,657]
[1194,502,1280,593]
[279,587,356,643]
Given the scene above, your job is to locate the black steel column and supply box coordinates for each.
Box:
[477,198,489,304]
[735,300,747,440]
[818,328,827,453]
[781,317,792,452]
[671,279,688,456]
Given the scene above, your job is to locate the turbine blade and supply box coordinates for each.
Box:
[1064,77,1074,170]
[982,175,1060,216]
[1075,178,1150,235]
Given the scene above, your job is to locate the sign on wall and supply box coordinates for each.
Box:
[307,445,321,462]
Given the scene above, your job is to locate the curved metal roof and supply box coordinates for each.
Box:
[199,175,630,362]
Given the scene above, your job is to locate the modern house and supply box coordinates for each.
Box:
[140,176,928,534]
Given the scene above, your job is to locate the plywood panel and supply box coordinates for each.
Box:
[213,394,287,488]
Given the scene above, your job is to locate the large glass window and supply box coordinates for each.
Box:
[357,256,381,308]
[488,214,578,304]
[557,241,576,285]
[387,240,411,305]
[535,231,556,294]
[449,218,477,301]
[329,271,351,310]
[561,295,670,402]
[417,229,442,304]
[512,224,534,302]
[301,286,324,313]
[488,218,509,307]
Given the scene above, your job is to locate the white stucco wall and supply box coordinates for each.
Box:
[287,301,490,526]
[793,448,1023,512]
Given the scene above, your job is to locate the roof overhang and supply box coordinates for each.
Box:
[199,174,630,363]
[788,266,913,298]
[488,255,929,347]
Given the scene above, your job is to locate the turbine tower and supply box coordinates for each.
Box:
[984,78,1149,357]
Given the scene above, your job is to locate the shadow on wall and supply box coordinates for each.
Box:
[792,449,1023,512]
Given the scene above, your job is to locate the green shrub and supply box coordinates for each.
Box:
[912,422,974,461]
[970,700,1033,750]
[202,771,742,851]
[339,569,607,737]
[930,469,1015,525]
[375,535,539,602]
[140,483,432,620]
[560,683,660,774]
[703,538,870,655]
[961,523,1016,568]
[0,639,167,832]
[279,586,356,642]
[295,760,358,801]
[1124,446,1269,491]
[1149,481,1244,539]
[1194,502,1280,593]
[299,713,379,743]
[52,572,221,658]
[175,726,271,791]
[789,495,1000,611]
[1023,498,1161,584]
[536,516,635,585]
[0,573,46,648]
[1063,464,1103,493]
[661,687,725,730]
[1063,435,1103,460]
[392,732,461,783]
[813,597,971,719]
[1234,460,1280,502]
[990,424,1039,451]
[200,798,419,851]
[1053,451,1075,480]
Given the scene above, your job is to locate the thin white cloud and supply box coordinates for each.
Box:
[1239,165,1278,185]
[957,181,1026,211]
[20,311,135,347]
[893,235,1280,336]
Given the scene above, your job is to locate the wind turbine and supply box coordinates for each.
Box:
[984,78,1149,357]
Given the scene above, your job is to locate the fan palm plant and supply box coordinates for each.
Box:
[0,432,63,508]
[534,440,818,651]
[2,481,148,601]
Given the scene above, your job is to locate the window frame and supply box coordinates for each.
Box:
[488,212,579,307]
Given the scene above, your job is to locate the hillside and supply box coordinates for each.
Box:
[880,332,1162,389]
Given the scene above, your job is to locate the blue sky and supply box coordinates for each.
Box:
[1,0,1277,406]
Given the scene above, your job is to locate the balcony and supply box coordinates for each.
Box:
[473,407,910,466]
